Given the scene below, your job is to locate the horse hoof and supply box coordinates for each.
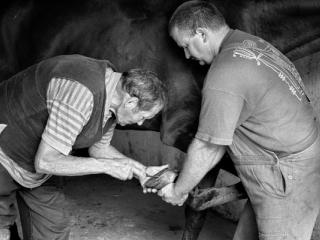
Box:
[188,185,245,211]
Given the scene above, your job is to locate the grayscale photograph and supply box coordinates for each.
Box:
[0,0,319,239]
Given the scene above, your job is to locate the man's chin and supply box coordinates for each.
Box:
[199,60,206,65]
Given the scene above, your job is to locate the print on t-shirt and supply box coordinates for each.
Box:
[232,39,305,101]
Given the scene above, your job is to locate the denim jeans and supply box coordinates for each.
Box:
[0,164,70,240]
[231,133,320,240]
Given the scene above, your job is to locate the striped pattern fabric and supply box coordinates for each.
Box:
[43,77,94,155]
[94,120,116,147]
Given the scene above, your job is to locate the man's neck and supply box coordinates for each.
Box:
[209,26,230,53]
[109,80,124,112]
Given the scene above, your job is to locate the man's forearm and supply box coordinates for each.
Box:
[35,140,134,179]
[174,138,225,195]
[89,144,127,159]
[36,153,125,176]
[89,144,146,179]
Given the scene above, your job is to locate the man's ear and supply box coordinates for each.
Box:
[124,96,139,110]
[196,27,207,42]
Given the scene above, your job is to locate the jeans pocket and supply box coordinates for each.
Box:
[251,163,293,198]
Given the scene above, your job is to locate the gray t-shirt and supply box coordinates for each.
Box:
[195,29,317,156]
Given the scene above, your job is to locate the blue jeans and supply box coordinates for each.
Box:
[231,133,320,240]
[0,164,70,240]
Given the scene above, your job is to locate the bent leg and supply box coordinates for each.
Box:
[17,178,70,240]
[182,206,208,240]
[189,153,247,211]
[182,165,221,240]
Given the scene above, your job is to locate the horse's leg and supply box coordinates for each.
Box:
[188,154,247,211]
[181,163,221,240]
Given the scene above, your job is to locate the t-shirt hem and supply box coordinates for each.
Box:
[195,132,232,146]
[42,135,71,155]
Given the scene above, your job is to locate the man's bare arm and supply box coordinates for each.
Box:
[174,138,226,195]
[35,139,135,180]
[89,142,147,179]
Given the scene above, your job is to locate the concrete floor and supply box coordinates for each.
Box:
[63,175,237,240]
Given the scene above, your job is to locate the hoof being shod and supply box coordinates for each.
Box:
[188,184,247,211]
[143,168,178,190]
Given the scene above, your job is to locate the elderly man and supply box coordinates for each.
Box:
[0,54,167,240]
[159,1,320,240]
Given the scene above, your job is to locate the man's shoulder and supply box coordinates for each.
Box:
[208,47,257,81]
[205,45,266,96]
[220,29,272,55]
[41,54,115,74]
[212,29,274,77]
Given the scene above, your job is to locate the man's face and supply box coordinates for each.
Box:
[116,98,162,126]
[170,26,214,65]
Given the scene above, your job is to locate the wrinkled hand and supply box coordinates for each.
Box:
[130,160,148,181]
[158,183,188,206]
[140,164,169,193]
[108,159,135,181]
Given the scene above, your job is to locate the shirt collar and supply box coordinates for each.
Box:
[103,67,121,125]
[218,28,234,53]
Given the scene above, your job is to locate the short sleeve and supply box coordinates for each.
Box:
[92,121,117,148]
[195,88,244,145]
[42,78,94,155]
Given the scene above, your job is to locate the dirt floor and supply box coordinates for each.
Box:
[62,175,237,240]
